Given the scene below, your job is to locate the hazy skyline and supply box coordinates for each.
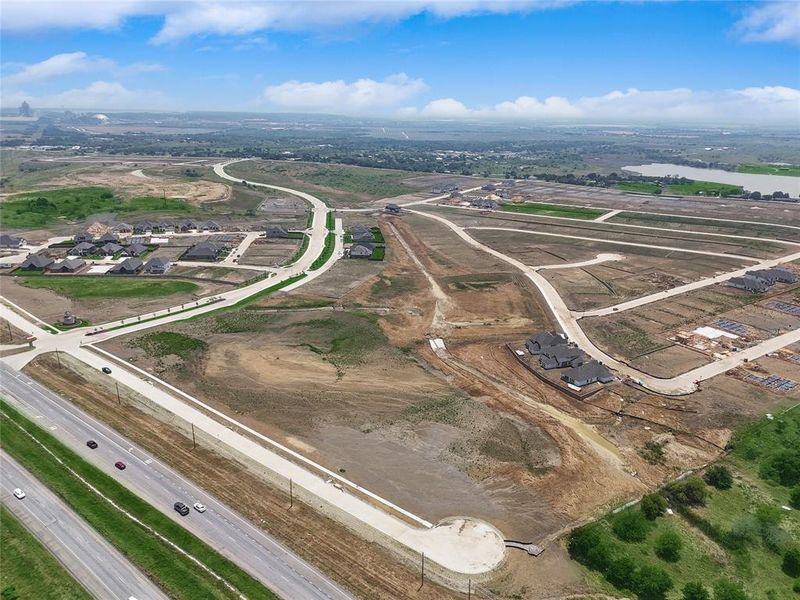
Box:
[2,0,799,125]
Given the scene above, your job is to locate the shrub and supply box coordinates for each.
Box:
[568,523,616,571]
[641,440,666,464]
[665,476,707,508]
[784,548,800,578]
[606,554,639,590]
[793,579,800,593]
[654,529,683,562]
[704,465,733,490]
[641,493,668,520]
[682,582,710,600]
[790,486,800,510]
[712,579,750,600]
[759,449,800,487]
[728,516,760,546]
[612,509,652,543]
[635,564,673,600]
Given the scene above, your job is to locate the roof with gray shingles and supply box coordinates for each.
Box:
[561,360,614,387]
[20,254,54,269]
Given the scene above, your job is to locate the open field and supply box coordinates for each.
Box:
[0,505,92,600]
[500,202,608,219]
[0,186,199,228]
[616,181,662,194]
[239,238,300,267]
[17,276,199,299]
[225,160,419,207]
[737,164,800,177]
[568,407,800,600]
[0,398,277,600]
[666,180,743,197]
[0,275,229,324]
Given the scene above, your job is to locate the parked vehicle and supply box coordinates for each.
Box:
[12,488,25,499]
[86,440,98,449]
[174,502,190,516]
[102,367,112,374]
[114,461,126,470]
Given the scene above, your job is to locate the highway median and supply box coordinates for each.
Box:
[0,398,278,600]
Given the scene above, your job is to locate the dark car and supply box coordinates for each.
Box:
[86,440,98,449]
[114,461,126,470]
[174,502,190,516]
[102,367,112,374]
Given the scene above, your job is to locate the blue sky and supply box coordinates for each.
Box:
[1,1,798,125]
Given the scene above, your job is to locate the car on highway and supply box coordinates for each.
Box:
[174,502,190,516]
[86,440,98,449]
[114,461,126,470]
[193,502,206,513]
[102,366,112,374]
[12,488,25,499]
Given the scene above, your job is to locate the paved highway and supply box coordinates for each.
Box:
[0,363,355,600]
[1,452,168,600]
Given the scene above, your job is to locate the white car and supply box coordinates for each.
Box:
[12,488,25,499]
[193,502,206,513]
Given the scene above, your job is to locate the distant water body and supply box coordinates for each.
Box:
[622,163,800,197]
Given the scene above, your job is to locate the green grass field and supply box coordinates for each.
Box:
[568,407,800,600]
[737,164,800,177]
[500,202,608,220]
[0,505,92,600]
[286,234,309,265]
[616,181,662,194]
[0,187,196,228]
[667,180,743,197]
[0,399,277,600]
[128,331,207,359]
[18,277,198,300]
[309,232,335,270]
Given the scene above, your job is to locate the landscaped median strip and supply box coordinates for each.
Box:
[499,201,609,220]
[309,233,336,271]
[0,398,277,600]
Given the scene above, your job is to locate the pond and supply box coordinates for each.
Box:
[622,163,800,196]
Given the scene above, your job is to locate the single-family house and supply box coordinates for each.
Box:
[99,242,124,256]
[159,221,176,234]
[0,234,26,248]
[49,258,86,273]
[472,198,499,210]
[182,242,226,261]
[526,331,568,355]
[73,232,93,244]
[73,242,97,256]
[728,275,769,294]
[481,184,497,191]
[432,184,458,194]
[175,220,197,232]
[134,221,158,234]
[349,242,375,258]
[350,225,374,243]
[123,243,148,257]
[19,254,54,271]
[109,257,143,274]
[747,268,797,285]
[143,256,171,275]
[113,222,133,234]
[98,232,120,244]
[561,361,614,387]
[539,346,586,370]
[384,203,401,215]
[497,190,511,200]
[266,226,290,239]
[199,220,221,231]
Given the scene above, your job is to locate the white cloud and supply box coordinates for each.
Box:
[3,52,114,85]
[5,81,172,110]
[1,1,576,43]
[409,86,800,125]
[263,73,427,113]
[734,1,800,45]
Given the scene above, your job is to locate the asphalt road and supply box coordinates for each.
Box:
[0,363,355,600]
[1,452,168,600]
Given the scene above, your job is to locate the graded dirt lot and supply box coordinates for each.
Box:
[239,238,300,267]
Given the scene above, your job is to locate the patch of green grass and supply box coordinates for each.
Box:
[0,187,196,228]
[18,277,198,300]
[303,166,414,198]
[0,505,92,600]
[401,395,468,426]
[500,202,607,220]
[309,232,335,270]
[0,399,277,600]
[667,180,743,197]
[368,246,385,261]
[52,318,91,331]
[294,312,388,370]
[325,211,335,231]
[286,234,309,265]
[736,164,800,177]
[617,181,662,194]
[369,275,418,300]
[129,331,207,359]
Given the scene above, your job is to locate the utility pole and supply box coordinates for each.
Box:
[289,478,293,509]
[418,552,425,591]
[55,349,61,368]
[468,579,471,599]
[191,423,196,449]
[115,382,121,405]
